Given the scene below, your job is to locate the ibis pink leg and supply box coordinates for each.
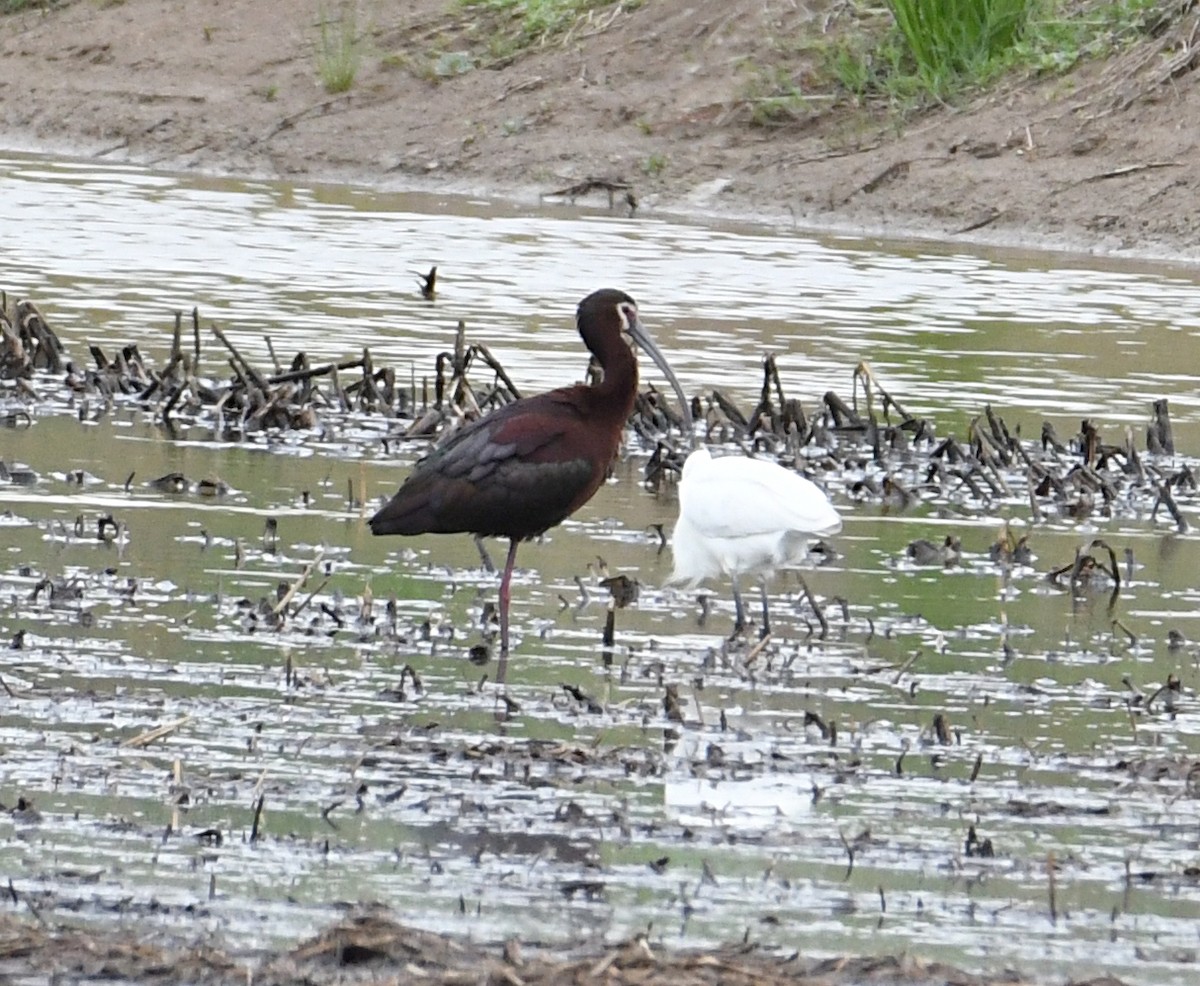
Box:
[497,538,520,685]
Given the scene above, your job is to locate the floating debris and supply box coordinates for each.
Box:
[1,293,65,377]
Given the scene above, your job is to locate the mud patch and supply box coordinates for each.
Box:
[1,1,1199,259]
[0,910,1128,985]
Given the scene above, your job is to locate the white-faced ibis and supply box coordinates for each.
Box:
[370,288,688,684]
[671,447,841,635]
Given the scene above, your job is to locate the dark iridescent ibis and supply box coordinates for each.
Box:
[369,288,689,685]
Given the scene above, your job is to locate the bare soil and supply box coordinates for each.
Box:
[1,0,1199,260]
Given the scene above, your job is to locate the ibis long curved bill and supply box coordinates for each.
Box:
[626,312,693,441]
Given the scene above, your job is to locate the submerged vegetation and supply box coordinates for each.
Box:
[1,263,1195,986]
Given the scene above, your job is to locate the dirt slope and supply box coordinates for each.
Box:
[0,0,1198,259]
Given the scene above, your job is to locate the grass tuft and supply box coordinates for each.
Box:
[887,0,1033,96]
[458,0,631,58]
[737,0,1180,126]
[1,0,66,11]
[316,3,363,94]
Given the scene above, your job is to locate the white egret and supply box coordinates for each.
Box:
[671,447,841,635]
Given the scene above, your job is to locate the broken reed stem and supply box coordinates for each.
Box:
[1112,618,1138,647]
[122,715,192,748]
[795,575,828,638]
[743,632,771,665]
[211,322,270,392]
[838,828,855,879]
[892,649,920,685]
[291,578,330,620]
[1046,850,1058,924]
[268,355,365,386]
[272,550,326,618]
[250,794,266,844]
[265,335,282,375]
[1125,698,1139,743]
[192,306,201,367]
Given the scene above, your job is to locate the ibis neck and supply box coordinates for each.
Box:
[592,340,639,421]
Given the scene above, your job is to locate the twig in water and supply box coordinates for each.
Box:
[838,828,855,879]
[192,307,201,367]
[892,650,921,685]
[211,322,270,393]
[1152,483,1189,533]
[122,715,192,748]
[291,578,330,621]
[743,632,772,666]
[1046,851,1057,924]
[271,550,326,619]
[1112,618,1138,647]
[1125,699,1139,743]
[795,575,828,638]
[265,335,282,375]
[250,794,266,844]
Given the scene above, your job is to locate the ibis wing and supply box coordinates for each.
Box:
[370,392,602,538]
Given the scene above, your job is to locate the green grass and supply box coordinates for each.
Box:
[887,0,1034,97]
[1,0,65,11]
[458,0,634,58]
[316,3,363,94]
[642,152,667,176]
[741,0,1180,123]
[1011,0,1168,73]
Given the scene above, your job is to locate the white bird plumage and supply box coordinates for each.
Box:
[671,447,841,633]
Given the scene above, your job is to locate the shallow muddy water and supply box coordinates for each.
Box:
[3,151,1200,983]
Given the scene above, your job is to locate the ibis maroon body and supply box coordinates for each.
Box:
[369,288,687,684]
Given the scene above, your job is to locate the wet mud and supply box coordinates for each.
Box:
[0,910,1133,986]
